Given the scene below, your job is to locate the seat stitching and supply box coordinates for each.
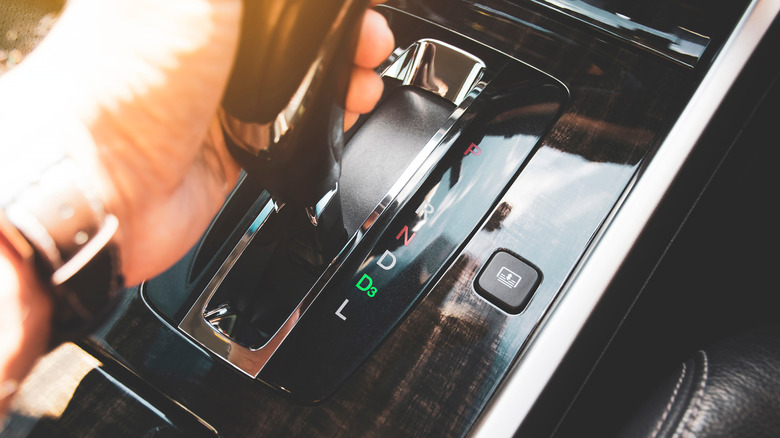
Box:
[673,350,709,438]
[651,362,688,438]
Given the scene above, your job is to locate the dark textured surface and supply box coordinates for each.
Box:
[550,25,780,435]
[620,327,780,438]
[1,344,216,438]
[340,86,454,234]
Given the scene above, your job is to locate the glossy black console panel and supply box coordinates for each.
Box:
[529,0,748,66]
[260,63,564,401]
[1,345,216,438]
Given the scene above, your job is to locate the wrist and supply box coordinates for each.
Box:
[1,110,126,344]
[0,230,52,415]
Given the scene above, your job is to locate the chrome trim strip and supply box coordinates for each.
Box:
[305,183,339,226]
[471,0,780,435]
[532,0,710,67]
[382,39,486,106]
[178,200,277,376]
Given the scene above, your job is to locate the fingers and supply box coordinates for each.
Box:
[345,66,385,115]
[344,7,394,130]
[344,110,360,131]
[353,9,395,69]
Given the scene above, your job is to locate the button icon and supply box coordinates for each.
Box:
[475,250,540,314]
[496,267,522,288]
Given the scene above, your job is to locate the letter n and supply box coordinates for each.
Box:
[396,225,416,246]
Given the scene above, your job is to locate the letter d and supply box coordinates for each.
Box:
[356,274,373,292]
[376,250,397,270]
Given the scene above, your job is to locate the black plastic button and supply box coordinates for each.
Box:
[475,250,540,313]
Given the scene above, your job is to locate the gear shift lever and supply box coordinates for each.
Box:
[192,0,371,352]
[220,0,369,212]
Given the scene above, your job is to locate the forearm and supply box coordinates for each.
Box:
[0,237,52,416]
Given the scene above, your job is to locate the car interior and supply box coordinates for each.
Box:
[2,0,779,436]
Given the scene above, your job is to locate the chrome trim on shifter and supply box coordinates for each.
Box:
[305,183,339,226]
[178,199,277,376]
[360,80,485,236]
[362,39,486,234]
[218,56,320,157]
[382,39,486,106]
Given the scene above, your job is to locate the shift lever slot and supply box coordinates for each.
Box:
[203,193,346,349]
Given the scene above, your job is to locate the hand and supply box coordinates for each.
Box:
[0,0,393,416]
[0,0,394,286]
[345,3,395,130]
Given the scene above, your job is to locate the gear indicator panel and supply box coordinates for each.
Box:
[258,61,566,402]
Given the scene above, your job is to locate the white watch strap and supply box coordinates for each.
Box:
[3,157,118,285]
[1,156,123,343]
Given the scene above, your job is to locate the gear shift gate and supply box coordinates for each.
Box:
[202,192,347,349]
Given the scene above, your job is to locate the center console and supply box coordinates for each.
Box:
[7,0,777,436]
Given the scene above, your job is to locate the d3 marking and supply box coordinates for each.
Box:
[356,273,378,297]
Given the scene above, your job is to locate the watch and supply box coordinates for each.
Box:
[0,156,124,345]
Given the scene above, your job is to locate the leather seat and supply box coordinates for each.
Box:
[620,326,780,437]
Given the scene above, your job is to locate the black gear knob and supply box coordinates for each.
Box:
[221,0,370,208]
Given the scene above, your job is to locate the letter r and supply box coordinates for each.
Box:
[415,200,435,221]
